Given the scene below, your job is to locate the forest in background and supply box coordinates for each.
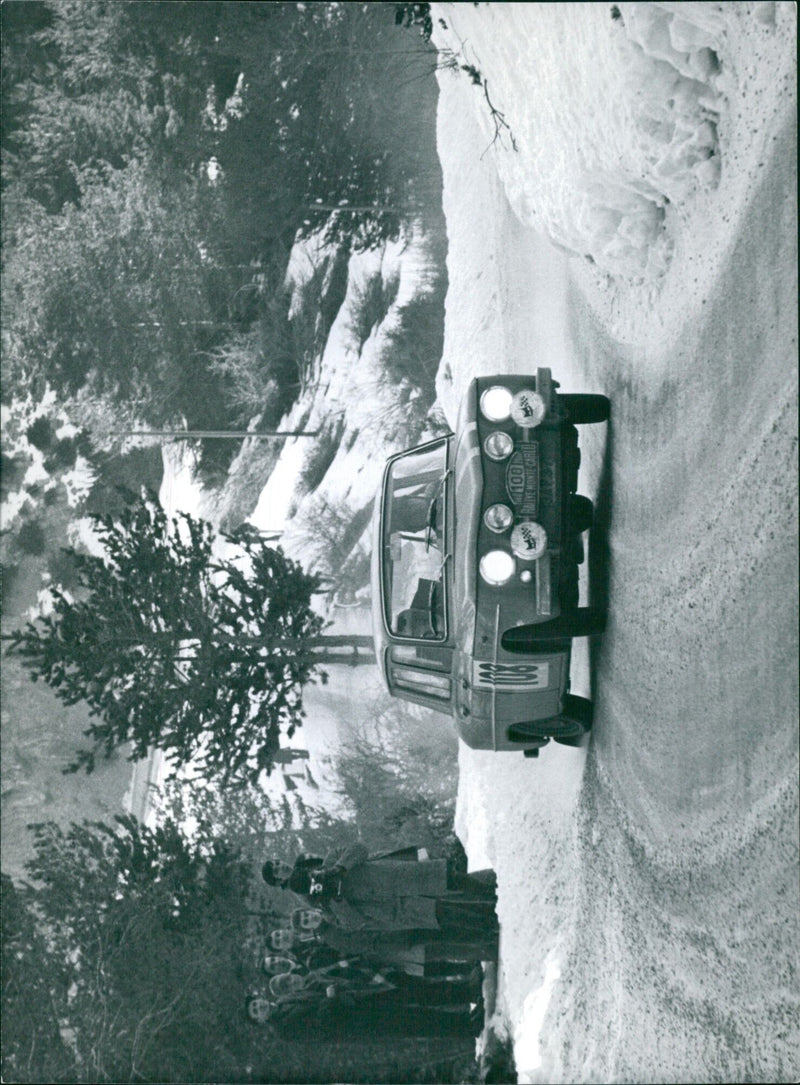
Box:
[1,0,450,788]
[1,4,476,1081]
[2,0,443,468]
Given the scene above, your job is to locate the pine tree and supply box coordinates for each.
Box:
[7,489,327,785]
[1,816,258,1083]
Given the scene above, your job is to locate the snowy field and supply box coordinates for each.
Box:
[429,3,798,1081]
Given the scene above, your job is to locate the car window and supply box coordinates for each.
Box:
[382,441,448,640]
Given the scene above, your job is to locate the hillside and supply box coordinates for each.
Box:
[1,7,460,875]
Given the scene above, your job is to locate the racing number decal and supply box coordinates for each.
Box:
[473,660,550,691]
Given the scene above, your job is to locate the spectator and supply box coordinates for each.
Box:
[262,845,497,937]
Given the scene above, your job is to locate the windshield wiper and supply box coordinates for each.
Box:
[425,553,452,634]
[424,468,451,552]
[424,498,437,552]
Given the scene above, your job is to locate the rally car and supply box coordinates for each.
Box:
[370,369,609,757]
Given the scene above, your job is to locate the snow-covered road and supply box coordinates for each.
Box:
[432,3,798,1081]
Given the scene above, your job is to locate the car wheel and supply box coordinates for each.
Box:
[553,734,585,747]
[560,393,611,424]
[508,717,584,742]
[569,494,594,535]
[501,608,607,652]
[560,570,580,609]
[560,693,593,727]
[562,427,581,491]
[554,696,593,745]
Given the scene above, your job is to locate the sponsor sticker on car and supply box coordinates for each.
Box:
[505,443,539,516]
[472,660,550,691]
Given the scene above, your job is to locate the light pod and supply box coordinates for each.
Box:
[484,430,514,461]
[484,503,514,533]
[479,550,516,585]
[480,386,513,422]
[510,521,547,560]
[510,389,546,428]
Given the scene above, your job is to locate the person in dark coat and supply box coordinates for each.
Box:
[317,919,498,978]
[252,993,482,1040]
[246,972,482,1041]
[262,845,498,937]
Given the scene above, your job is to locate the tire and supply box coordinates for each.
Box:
[560,693,593,727]
[569,494,594,534]
[555,694,594,746]
[511,695,593,747]
[501,608,607,652]
[508,717,584,742]
[567,446,581,493]
[554,695,593,745]
[562,427,581,491]
[560,569,580,609]
[560,393,610,424]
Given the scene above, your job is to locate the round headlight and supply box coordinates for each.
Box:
[510,389,546,428]
[484,504,514,533]
[480,386,513,422]
[479,550,516,585]
[510,521,547,560]
[484,431,514,461]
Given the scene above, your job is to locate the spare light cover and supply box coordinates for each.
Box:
[484,503,514,533]
[510,521,547,560]
[510,389,546,428]
[480,386,513,422]
[484,431,514,461]
[479,549,516,585]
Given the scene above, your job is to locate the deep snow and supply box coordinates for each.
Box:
[430,2,797,1081]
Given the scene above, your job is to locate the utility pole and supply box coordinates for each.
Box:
[105,429,319,440]
[303,204,403,215]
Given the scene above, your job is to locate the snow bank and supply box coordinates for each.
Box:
[432,1,794,290]
[1,391,59,529]
[514,950,562,1082]
[251,223,442,577]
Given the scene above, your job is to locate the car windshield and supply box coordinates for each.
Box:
[382,440,448,640]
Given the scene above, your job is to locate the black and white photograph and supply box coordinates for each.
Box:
[1,2,797,1082]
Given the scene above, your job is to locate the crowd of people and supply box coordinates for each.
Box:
[246,844,499,1040]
